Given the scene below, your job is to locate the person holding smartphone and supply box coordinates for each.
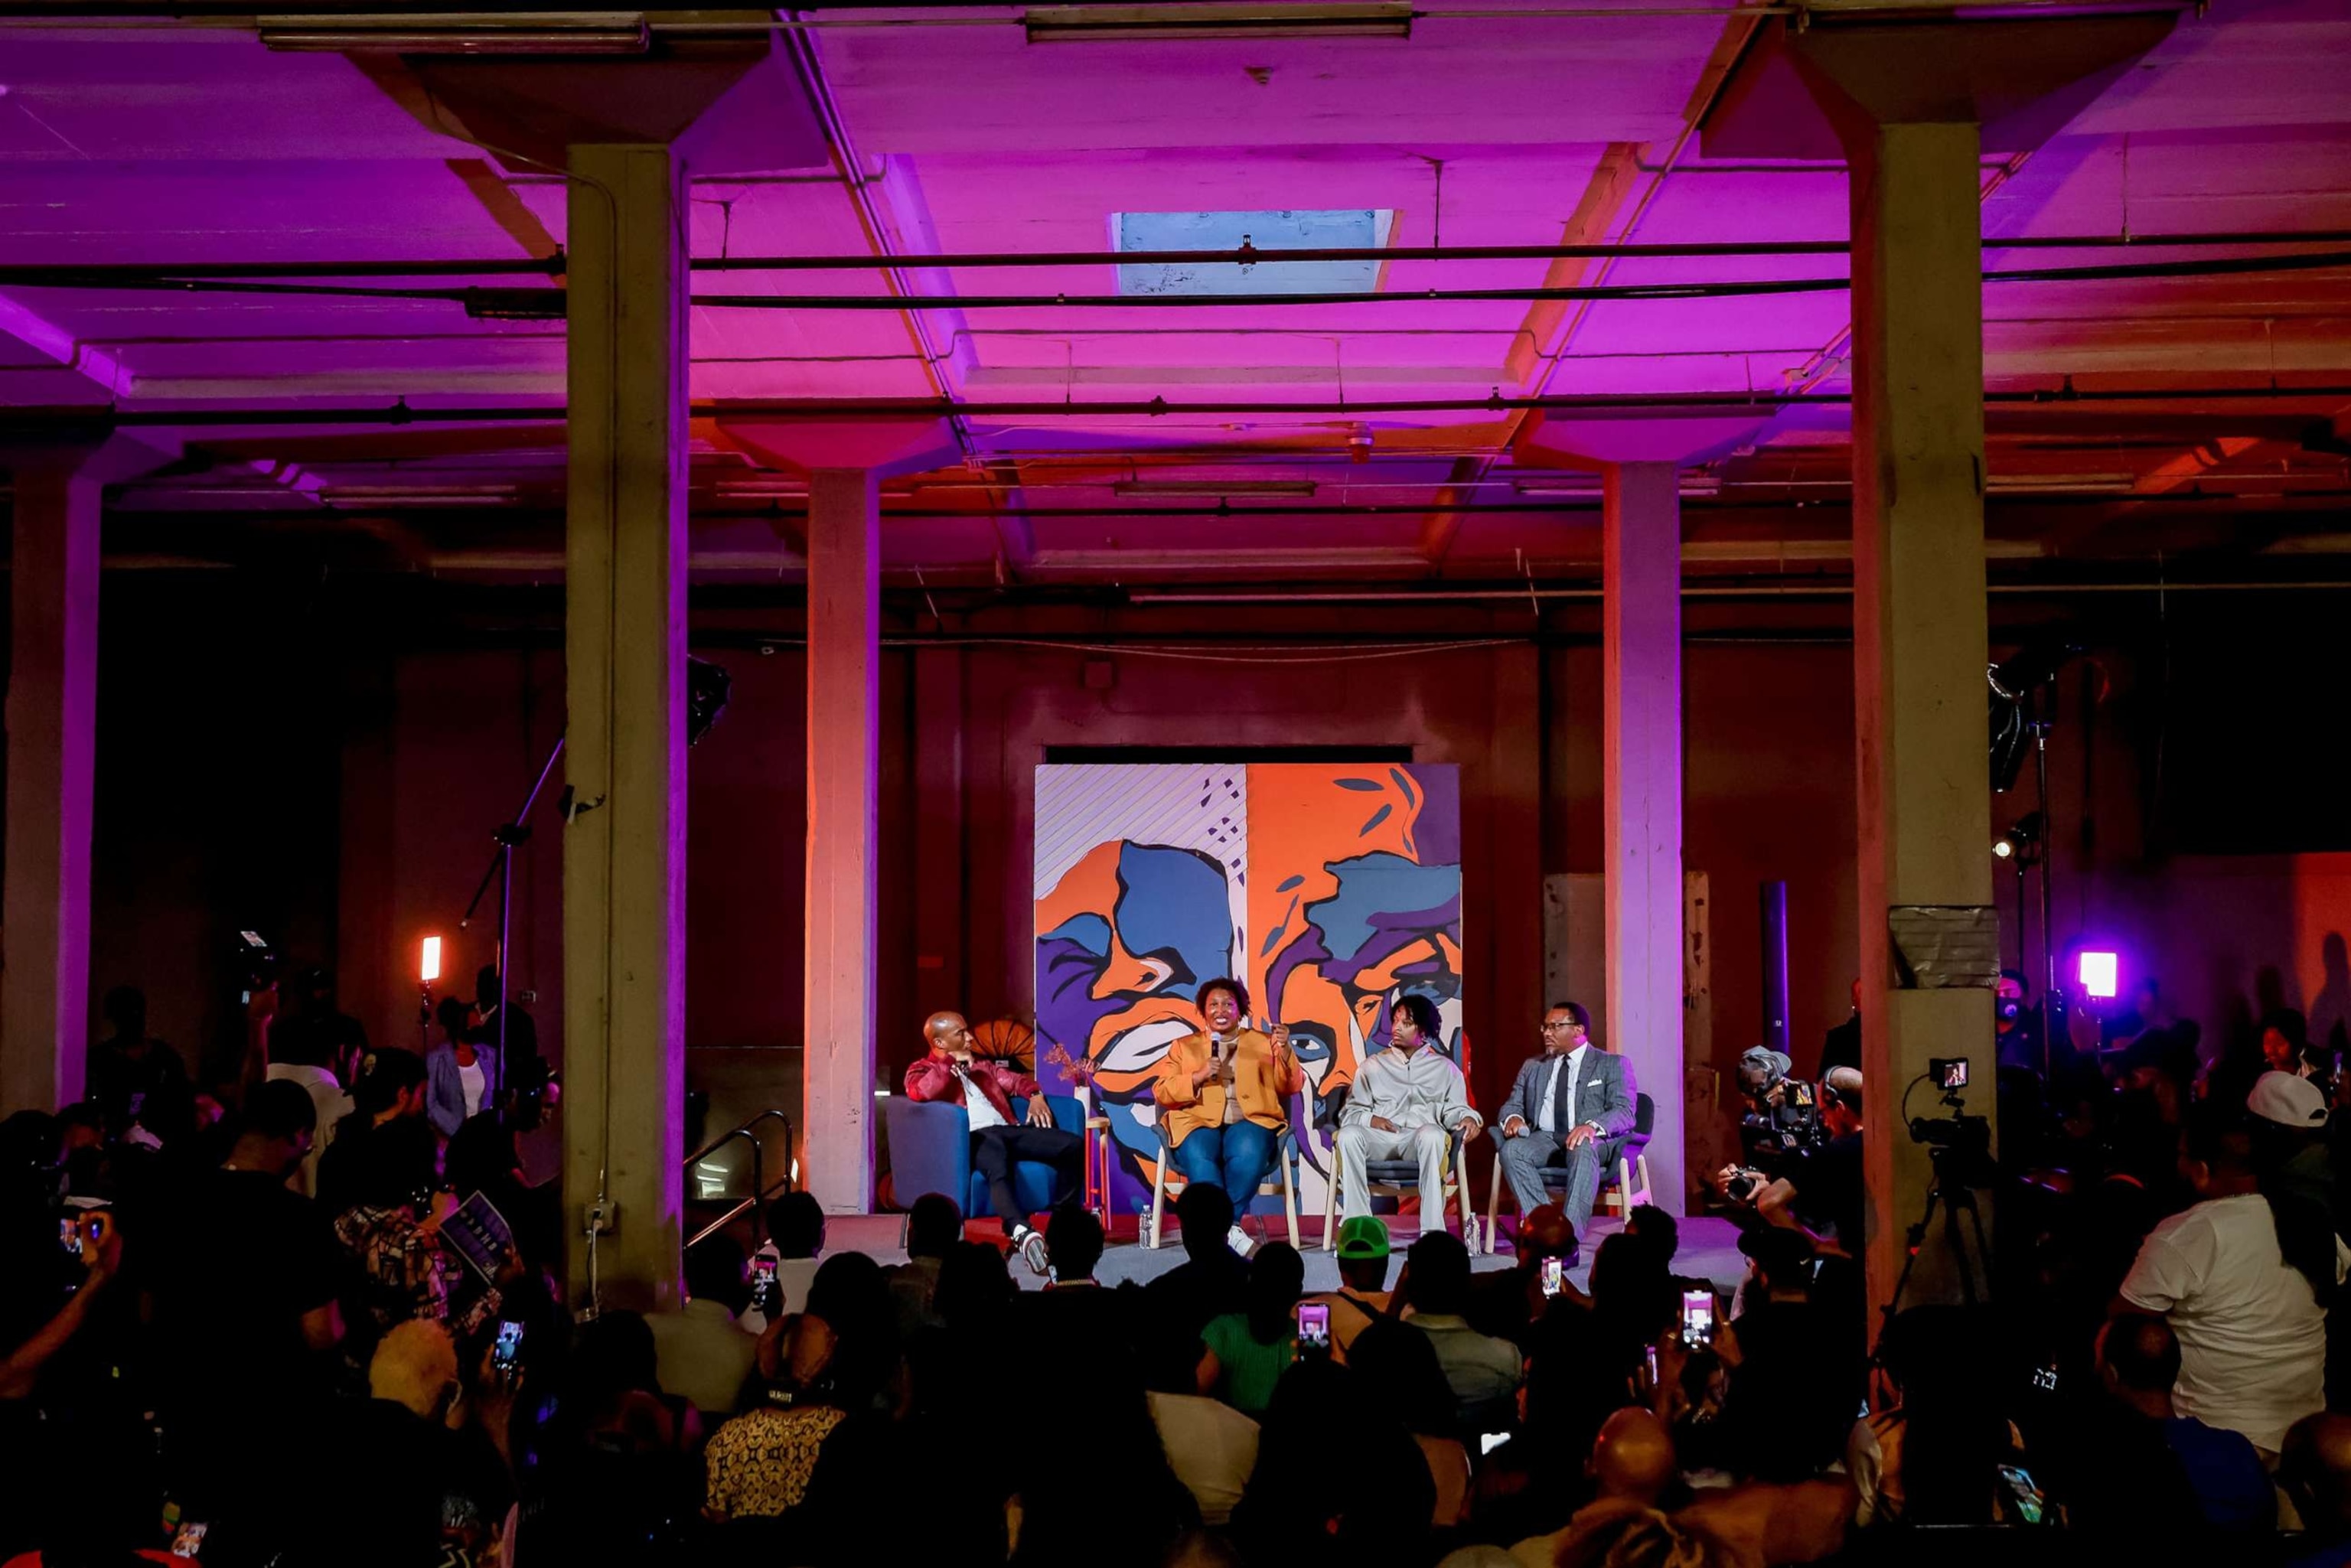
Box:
[1154,977,1307,1256]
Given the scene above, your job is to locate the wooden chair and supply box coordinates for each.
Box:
[1483,1090,1656,1244]
[1319,1085,1482,1255]
[1148,1095,1303,1250]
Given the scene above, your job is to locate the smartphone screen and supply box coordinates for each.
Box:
[1296,1302,1332,1353]
[1479,1432,1511,1456]
[2030,1364,2059,1393]
[1681,1288,1715,1347]
[59,1216,82,1259]
[1997,1464,2045,1525]
[170,1522,209,1559]
[491,1320,525,1381]
[1644,1345,1660,1384]
[750,1256,781,1314]
[1540,1257,1564,1298]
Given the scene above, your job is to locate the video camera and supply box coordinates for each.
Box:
[1736,1051,1829,1166]
[1909,1056,1995,1183]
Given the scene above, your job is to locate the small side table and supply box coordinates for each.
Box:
[1084,1116,1115,1225]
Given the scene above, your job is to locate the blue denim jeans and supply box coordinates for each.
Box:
[1172,1119,1279,1203]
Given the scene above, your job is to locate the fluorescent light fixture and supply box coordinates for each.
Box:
[1984,473,2136,495]
[420,935,442,985]
[1112,480,1317,498]
[1026,2,1411,42]
[464,288,569,321]
[259,11,649,54]
[2079,950,2118,999]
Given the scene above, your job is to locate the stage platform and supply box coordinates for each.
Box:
[817,1212,1751,1296]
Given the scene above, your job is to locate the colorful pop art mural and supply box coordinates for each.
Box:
[1033,762,1464,1214]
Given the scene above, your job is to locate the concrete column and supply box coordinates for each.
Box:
[1603,462,1686,1213]
[2,462,100,1113]
[561,142,691,1312]
[1847,121,1996,1311]
[804,469,881,1214]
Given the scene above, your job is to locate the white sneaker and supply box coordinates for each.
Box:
[1228,1222,1256,1258]
[1013,1225,1051,1277]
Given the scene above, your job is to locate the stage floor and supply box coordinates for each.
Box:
[820,1212,1751,1296]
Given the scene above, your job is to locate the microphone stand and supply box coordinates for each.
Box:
[460,733,566,1101]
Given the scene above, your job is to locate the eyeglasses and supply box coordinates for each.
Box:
[1542,1020,1580,1032]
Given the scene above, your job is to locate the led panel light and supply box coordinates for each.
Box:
[259,12,650,54]
[1026,3,1411,42]
[2079,950,2118,999]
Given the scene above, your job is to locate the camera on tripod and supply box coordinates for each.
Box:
[1909,1056,1995,1181]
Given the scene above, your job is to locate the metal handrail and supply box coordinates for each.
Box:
[681,1109,795,1250]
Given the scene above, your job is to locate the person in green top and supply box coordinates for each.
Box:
[1198,1242,1305,1416]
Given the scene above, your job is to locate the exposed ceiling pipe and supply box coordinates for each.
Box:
[11,230,2343,285]
[0,0,2206,26]
[1125,579,2351,603]
[15,383,2349,429]
[14,246,2346,310]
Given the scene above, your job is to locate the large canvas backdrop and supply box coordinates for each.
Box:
[1033,762,1466,1217]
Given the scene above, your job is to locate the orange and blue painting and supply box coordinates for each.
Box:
[1034,762,1463,1214]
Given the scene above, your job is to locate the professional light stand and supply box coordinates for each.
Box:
[458,734,566,1102]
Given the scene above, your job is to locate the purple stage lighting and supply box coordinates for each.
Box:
[2079,950,2118,999]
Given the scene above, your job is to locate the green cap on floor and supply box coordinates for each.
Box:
[1335,1215,1391,1260]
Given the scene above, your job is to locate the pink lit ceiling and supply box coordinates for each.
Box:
[2,1,2348,587]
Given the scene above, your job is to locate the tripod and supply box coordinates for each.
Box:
[1879,1146,1991,1332]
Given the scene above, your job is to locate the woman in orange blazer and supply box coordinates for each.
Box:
[1154,976,1306,1208]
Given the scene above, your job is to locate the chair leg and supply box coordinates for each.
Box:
[1485,1147,1503,1250]
[1281,1147,1299,1249]
[1149,1155,1167,1250]
[1459,1168,1479,1256]
[1636,1152,1653,1208]
[1322,1148,1339,1251]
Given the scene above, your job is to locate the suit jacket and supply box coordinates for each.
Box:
[902,1052,1038,1126]
[1153,1029,1304,1146]
[1496,1048,1635,1142]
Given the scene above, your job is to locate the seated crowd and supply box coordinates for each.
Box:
[9,972,2351,1566]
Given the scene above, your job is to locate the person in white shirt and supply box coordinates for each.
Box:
[1493,1001,1637,1252]
[2121,1099,2351,1456]
[741,1189,827,1335]
[647,1234,761,1421]
[1335,994,1481,1232]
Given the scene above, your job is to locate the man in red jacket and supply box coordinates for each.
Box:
[904,1010,1084,1275]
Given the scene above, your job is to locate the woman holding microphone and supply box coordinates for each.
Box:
[1155,977,1306,1251]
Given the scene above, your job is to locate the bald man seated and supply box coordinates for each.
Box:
[904,1010,1084,1275]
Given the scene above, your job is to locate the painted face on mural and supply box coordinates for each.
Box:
[1033,764,1463,1211]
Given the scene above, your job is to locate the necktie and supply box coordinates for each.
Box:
[1559,1050,1580,1133]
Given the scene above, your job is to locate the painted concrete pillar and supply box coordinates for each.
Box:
[1700,5,2175,1318]
[561,142,692,1312]
[3,461,101,1114]
[1846,121,1997,1311]
[710,417,957,1217]
[1603,462,1686,1212]
[3,434,174,1116]
[804,468,881,1214]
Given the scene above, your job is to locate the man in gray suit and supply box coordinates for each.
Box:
[1492,1000,1638,1252]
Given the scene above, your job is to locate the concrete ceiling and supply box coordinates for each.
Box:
[2,0,2349,591]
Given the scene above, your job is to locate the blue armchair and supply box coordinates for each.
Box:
[882,1093,1084,1224]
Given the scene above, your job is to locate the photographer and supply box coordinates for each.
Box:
[1995,970,2045,1074]
[1714,1068,1865,1254]
[1732,1047,1824,1176]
